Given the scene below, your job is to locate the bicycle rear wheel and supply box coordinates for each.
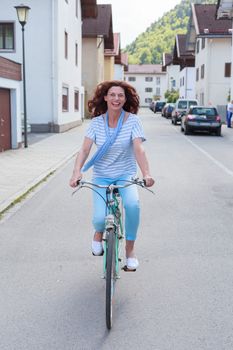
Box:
[105,228,116,330]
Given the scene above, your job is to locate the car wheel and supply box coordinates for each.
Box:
[184,125,190,135]
[216,127,221,136]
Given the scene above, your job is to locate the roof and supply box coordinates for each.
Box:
[194,4,232,35]
[125,64,165,74]
[82,4,114,49]
[172,34,195,68]
[81,0,97,19]
[216,0,233,19]
[162,53,173,67]
[120,52,128,67]
[176,34,193,58]
[104,33,120,56]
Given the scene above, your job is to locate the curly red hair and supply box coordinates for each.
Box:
[88,80,140,117]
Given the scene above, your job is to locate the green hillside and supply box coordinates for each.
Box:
[125,0,216,64]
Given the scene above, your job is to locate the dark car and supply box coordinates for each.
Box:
[153,101,166,113]
[164,103,175,118]
[180,106,222,136]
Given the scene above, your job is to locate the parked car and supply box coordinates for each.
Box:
[180,106,222,136]
[153,101,166,113]
[164,103,175,118]
[171,98,198,124]
[149,100,156,111]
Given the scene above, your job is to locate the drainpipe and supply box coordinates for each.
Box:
[51,0,55,132]
[231,20,233,100]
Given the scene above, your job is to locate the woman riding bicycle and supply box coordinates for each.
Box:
[69,80,154,270]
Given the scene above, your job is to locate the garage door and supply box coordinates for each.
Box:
[0,88,11,152]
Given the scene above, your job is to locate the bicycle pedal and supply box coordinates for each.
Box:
[122,265,136,272]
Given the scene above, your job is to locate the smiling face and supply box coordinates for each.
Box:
[104,86,126,113]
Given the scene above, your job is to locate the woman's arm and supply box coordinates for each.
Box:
[133,138,155,187]
[69,137,93,187]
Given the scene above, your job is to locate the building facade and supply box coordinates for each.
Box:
[124,65,167,107]
[0,0,85,133]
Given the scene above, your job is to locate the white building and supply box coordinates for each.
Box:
[187,3,232,113]
[124,64,167,107]
[162,53,180,91]
[0,0,85,133]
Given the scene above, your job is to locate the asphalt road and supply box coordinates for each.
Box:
[1,109,233,350]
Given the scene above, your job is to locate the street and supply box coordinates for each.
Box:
[1,109,233,350]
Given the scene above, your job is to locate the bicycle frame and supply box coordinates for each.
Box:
[102,186,124,278]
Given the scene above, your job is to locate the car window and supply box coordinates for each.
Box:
[157,102,165,107]
[192,108,217,116]
[188,101,198,107]
[178,101,187,109]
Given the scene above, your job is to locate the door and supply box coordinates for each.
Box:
[0,88,11,152]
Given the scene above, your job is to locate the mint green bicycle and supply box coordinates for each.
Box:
[74,178,153,330]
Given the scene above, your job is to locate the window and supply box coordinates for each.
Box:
[0,22,14,50]
[201,64,205,79]
[156,77,160,85]
[76,0,78,17]
[145,87,153,92]
[62,86,69,111]
[196,40,200,54]
[145,77,153,82]
[145,98,152,103]
[225,62,231,77]
[156,87,160,96]
[201,38,205,49]
[75,43,78,66]
[196,67,199,81]
[128,77,136,81]
[64,31,68,59]
[74,90,79,111]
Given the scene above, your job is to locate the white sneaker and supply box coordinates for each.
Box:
[92,240,103,256]
[126,257,139,270]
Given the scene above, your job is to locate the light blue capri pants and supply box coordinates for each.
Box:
[92,176,140,241]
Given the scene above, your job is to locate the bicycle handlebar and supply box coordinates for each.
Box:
[72,177,154,195]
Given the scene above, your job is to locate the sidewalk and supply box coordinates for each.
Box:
[0,120,88,214]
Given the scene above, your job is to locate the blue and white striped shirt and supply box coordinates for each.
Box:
[85,113,146,178]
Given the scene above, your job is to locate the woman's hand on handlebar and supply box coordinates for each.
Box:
[69,173,82,188]
[143,175,155,188]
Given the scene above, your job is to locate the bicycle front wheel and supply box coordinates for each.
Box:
[105,228,116,330]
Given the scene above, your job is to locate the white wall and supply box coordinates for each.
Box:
[56,0,83,126]
[195,37,231,107]
[179,67,196,99]
[114,64,124,80]
[166,64,180,91]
